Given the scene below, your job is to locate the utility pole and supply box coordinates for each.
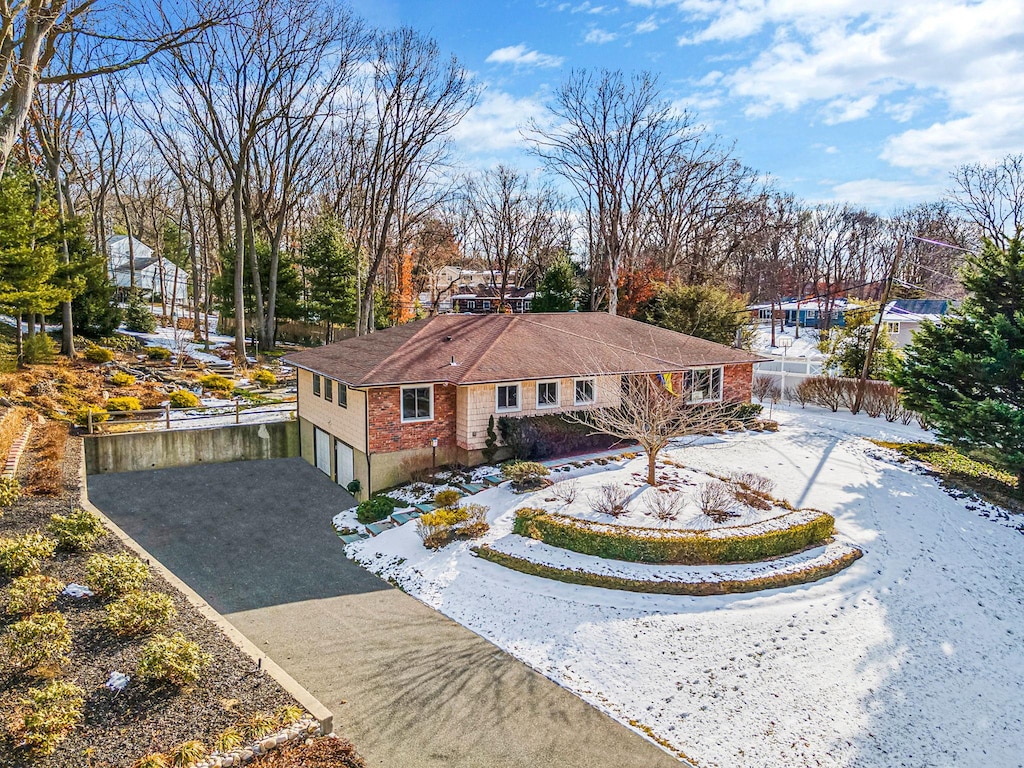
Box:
[852,238,902,414]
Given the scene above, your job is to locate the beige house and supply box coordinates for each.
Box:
[285,313,764,495]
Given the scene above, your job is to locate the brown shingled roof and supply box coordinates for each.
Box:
[284,313,767,387]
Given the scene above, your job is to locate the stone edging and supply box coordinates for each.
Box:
[2,423,32,478]
[191,717,321,768]
[76,447,334,736]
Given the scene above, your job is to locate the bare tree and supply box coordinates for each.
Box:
[949,153,1024,248]
[526,69,690,315]
[565,373,733,487]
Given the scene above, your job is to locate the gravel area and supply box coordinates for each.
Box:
[0,427,298,768]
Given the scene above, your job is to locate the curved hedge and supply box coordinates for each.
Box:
[512,507,834,565]
[473,543,862,596]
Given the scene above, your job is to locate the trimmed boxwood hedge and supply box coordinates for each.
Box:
[512,507,834,565]
[472,544,862,596]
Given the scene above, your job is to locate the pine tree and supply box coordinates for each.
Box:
[894,236,1024,487]
[300,215,357,340]
[820,303,899,379]
[643,282,752,347]
[531,254,577,312]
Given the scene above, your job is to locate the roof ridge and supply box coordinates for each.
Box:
[519,314,711,371]
[457,315,517,383]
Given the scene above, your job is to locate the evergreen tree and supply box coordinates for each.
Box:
[820,303,899,379]
[531,254,578,312]
[61,217,121,337]
[894,237,1024,486]
[123,290,157,333]
[0,171,68,364]
[301,215,357,338]
[643,282,752,347]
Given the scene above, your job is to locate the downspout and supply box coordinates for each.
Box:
[364,388,371,497]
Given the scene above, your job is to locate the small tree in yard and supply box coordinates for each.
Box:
[566,374,732,486]
[894,236,1024,488]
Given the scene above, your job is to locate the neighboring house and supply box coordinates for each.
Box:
[748,297,849,328]
[285,313,765,494]
[107,235,189,306]
[451,286,535,314]
[882,299,951,348]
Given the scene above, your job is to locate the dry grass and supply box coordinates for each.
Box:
[254,736,366,768]
[0,406,33,461]
[23,422,68,495]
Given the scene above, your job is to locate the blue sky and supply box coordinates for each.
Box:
[348,0,1024,213]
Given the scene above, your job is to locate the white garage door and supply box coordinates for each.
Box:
[314,427,331,476]
[336,441,354,488]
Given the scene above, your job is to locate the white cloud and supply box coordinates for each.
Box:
[450,90,548,154]
[485,44,564,69]
[585,27,619,43]
[827,178,944,208]
[668,0,1024,170]
[634,15,660,33]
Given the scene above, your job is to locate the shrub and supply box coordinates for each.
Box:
[0,475,20,507]
[697,482,740,522]
[590,483,631,517]
[104,590,177,636]
[355,495,398,524]
[482,414,499,463]
[137,632,212,686]
[125,293,157,333]
[345,479,362,495]
[146,346,172,361]
[644,490,686,522]
[198,373,233,393]
[729,472,775,510]
[276,704,305,725]
[110,371,135,387]
[497,413,621,460]
[551,478,579,505]
[83,345,115,364]
[751,375,775,403]
[0,532,57,576]
[133,754,171,768]
[19,679,84,755]
[85,552,149,597]
[74,406,110,427]
[501,461,550,492]
[100,333,143,352]
[417,503,489,549]
[513,507,835,565]
[251,368,277,387]
[433,489,461,509]
[170,740,207,767]
[6,575,64,615]
[48,508,105,551]
[241,711,278,740]
[106,396,142,412]
[792,379,815,407]
[212,728,244,754]
[4,611,72,671]
[23,333,57,364]
[168,389,200,408]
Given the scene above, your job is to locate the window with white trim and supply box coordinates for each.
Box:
[684,367,723,403]
[886,321,900,335]
[312,374,321,397]
[401,386,433,422]
[496,383,520,411]
[482,300,491,311]
[337,383,348,408]
[466,300,475,309]
[537,381,559,408]
[574,378,596,405]
[324,378,333,402]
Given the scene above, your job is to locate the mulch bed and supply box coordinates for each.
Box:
[0,425,298,768]
[253,736,366,768]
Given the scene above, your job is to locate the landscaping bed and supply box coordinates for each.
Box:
[0,426,301,768]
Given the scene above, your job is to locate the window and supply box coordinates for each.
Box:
[524,300,531,311]
[401,386,433,422]
[467,300,475,309]
[324,378,333,402]
[574,378,596,405]
[496,384,520,412]
[337,383,348,408]
[537,381,559,408]
[482,300,491,311]
[886,321,900,335]
[312,374,322,397]
[684,367,723,403]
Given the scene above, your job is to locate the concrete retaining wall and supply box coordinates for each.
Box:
[85,421,299,475]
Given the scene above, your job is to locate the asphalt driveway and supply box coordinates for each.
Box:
[88,458,682,768]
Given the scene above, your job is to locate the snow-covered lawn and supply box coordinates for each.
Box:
[349,405,1024,767]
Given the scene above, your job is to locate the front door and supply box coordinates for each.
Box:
[314,427,331,477]
[336,441,354,488]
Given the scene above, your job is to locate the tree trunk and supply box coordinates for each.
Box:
[15,314,23,368]
[647,449,658,487]
[232,176,247,363]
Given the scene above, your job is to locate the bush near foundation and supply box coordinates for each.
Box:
[417,503,489,549]
[501,461,550,492]
[512,507,834,565]
[355,495,399,524]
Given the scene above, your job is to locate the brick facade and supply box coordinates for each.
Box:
[367,383,458,454]
[723,362,754,403]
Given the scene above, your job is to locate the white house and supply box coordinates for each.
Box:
[106,235,189,306]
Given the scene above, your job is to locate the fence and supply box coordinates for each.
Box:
[754,357,824,387]
[87,399,297,434]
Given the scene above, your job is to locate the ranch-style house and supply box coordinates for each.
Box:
[285,312,765,494]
